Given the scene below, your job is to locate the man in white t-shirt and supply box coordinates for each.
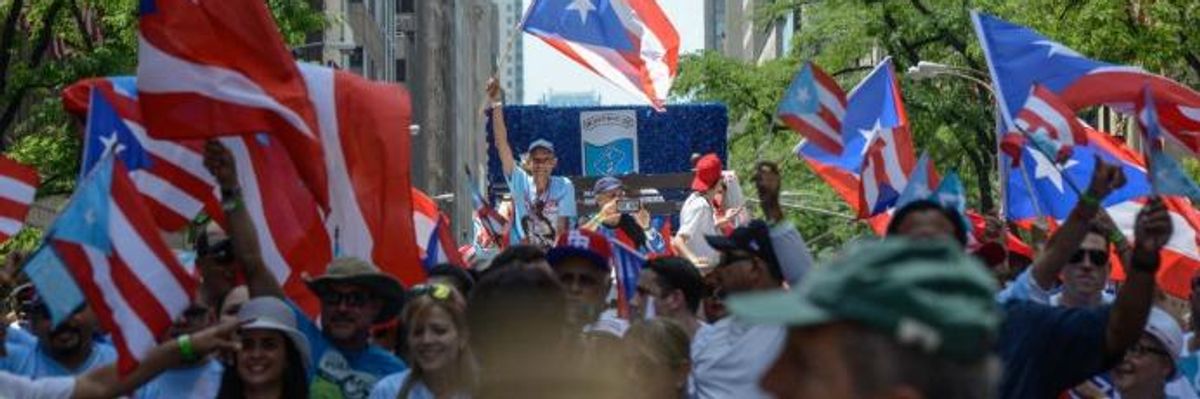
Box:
[488,78,576,249]
[673,153,736,269]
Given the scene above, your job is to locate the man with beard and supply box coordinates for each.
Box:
[0,297,116,377]
[203,141,406,399]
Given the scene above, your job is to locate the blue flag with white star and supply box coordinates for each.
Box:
[22,244,85,327]
[82,89,151,179]
[522,0,634,52]
[52,153,115,253]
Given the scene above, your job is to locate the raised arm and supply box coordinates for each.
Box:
[488,77,516,177]
[202,140,285,299]
[1029,157,1125,290]
[71,318,241,399]
[1104,196,1171,360]
[754,161,814,285]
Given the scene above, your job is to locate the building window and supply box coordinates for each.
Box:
[395,59,407,82]
[398,0,414,13]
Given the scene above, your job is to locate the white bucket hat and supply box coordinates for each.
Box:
[1145,307,1184,366]
[237,297,313,372]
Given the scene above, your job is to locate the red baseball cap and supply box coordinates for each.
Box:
[691,153,723,192]
[547,229,613,271]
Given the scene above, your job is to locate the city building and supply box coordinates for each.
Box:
[705,0,796,65]
[494,0,525,104]
[298,0,397,81]
[539,90,602,107]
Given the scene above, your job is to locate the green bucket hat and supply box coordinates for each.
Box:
[727,238,1001,361]
[306,257,406,322]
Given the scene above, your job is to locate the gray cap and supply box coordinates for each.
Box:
[237,297,313,372]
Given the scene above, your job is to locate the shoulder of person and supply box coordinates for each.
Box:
[367,369,413,399]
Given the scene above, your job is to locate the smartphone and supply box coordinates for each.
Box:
[617,198,641,213]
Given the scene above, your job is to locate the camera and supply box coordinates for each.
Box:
[616,198,641,213]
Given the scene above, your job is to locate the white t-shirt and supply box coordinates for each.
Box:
[677,192,719,267]
[506,167,576,249]
[690,317,786,399]
[0,372,74,399]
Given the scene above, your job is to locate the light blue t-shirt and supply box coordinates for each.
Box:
[507,167,576,248]
[133,359,224,399]
[0,340,117,378]
[290,303,408,399]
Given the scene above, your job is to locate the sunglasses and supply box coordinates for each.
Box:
[320,291,374,307]
[197,237,234,264]
[1128,342,1170,359]
[1069,249,1109,266]
[408,284,453,300]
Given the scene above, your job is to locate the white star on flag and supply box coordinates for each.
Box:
[1031,148,1079,192]
[566,0,596,24]
[99,133,126,156]
[794,86,812,105]
[1034,40,1082,59]
[858,120,887,148]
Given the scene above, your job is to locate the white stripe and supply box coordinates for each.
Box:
[1181,106,1200,123]
[0,175,35,204]
[1025,95,1072,142]
[797,113,839,141]
[1107,201,1199,260]
[878,129,909,189]
[127,121,217,188]
[816,84,846,119]
[559,40,652,105]
[0,217,22,235]
[861,160,880,208]
[108,203,192,316]
[223,138,291,284]
[131,170,205,220]
[81,246,156,360]
[414,213,437,252]
[610,0,673,103]
[298,64,376,261]
[137,36,315,139]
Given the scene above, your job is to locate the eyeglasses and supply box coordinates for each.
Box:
[1069,249,1109,266]
[1128,342,1170,359]
[408,284,453,300]
[320,291,374,307]
[181,306,210,321]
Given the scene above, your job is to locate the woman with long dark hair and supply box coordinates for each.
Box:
[216,297,311,399]
[369,283,475,399]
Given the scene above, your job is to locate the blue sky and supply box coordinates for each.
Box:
[519,0,706,105]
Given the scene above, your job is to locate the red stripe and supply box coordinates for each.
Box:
[436,214,464,267]
[333,71,424,285]
[0,155,39,187]
[144,200,190,232]
[242,135,331,317]
[0,197,30,220]
[890,125,917,175]
[810,64,847,108]
[52,242,140,374]
[112,163,198,293]
[781,115,842,154]
[627,0,680,74]
[107,254,174,342]
[802,156,862,215]
[817,107,842,135]
[147,153,218,206]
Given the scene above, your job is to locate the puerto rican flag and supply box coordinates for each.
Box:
[413,189,464,269]
[47,154,196,374]
[778,62,848,154]
[0,155,38,244]
[522,0,679,109]
[137,0,328,209]
[65,77,223,232]
[465,166,508,248]
[1012,84,1088,149]
[972,11,1200,155]
[610,237,645,319]
[792,58,915,219]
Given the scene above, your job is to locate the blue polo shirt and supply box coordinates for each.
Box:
[996,300,1113,399]
[289,303,407,399]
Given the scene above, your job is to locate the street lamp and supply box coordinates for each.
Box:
[906,60,1008,216]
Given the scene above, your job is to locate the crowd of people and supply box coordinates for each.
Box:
[0,83,1196,399]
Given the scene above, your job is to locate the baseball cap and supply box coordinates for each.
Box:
[691,153,722,192]
[593,176,624,194]
[1144,307,1184,366]
[727,238,1000,361]
[547,229,613,272]
[527,139,555,154]
[705,220,783,282]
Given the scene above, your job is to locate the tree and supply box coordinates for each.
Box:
[676,0,1200,253]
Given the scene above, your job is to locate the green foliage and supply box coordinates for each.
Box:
[677,0,1200,252]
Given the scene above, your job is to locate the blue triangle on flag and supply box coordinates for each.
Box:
[1150,149,1200,202]
[896,152,935,209]
[23,244,85,327]
[52,153,114,253]
[83,89,151,177]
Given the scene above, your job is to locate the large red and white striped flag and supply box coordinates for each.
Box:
[49,154,196,374]
[0,155,38,244]
[62,77,222,232]
[137,0,328,209]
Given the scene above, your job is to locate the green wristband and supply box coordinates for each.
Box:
[1079,195,1100,208]
[178,334,197,362]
